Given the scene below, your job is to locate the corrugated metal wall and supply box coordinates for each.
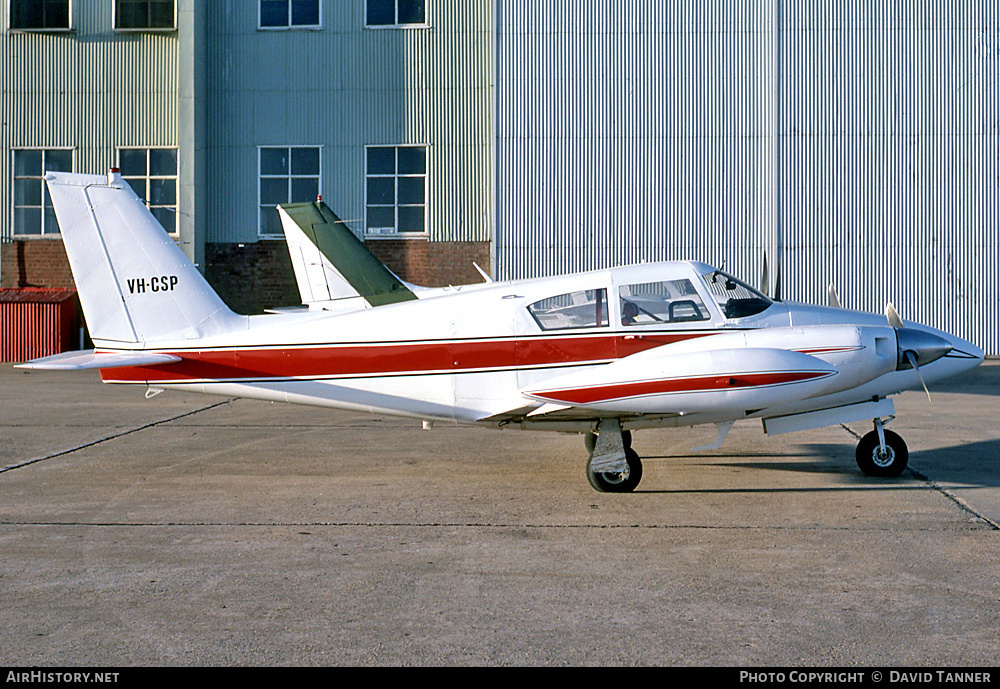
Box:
[495,2,776,286]
[0,0,178,242]
[495,0,999,354]
[204,0,494,244]
[0,289,78,361]
[777,1,999,354]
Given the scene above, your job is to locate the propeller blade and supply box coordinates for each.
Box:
[885,302,904,329]
[828,283,842,308]
[888,303,944,405]
[905,349,932,403]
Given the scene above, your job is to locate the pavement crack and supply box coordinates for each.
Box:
[906,467,1000,531]
[840,422,1000,531]
[0,399,234,474]
[0,520,994,532]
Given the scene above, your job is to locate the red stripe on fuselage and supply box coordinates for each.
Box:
[99,332,716,384]
[529,370,835,405]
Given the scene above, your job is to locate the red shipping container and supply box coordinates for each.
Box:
[0,288,80,363]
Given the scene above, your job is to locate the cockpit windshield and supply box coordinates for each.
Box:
[700,269,773,319]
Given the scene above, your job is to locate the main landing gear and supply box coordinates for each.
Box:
[855,417,909,478]
[584,419,642,493]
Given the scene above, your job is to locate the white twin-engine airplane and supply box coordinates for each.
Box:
[17,170,985,493]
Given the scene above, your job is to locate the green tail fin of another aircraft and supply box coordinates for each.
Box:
[278,201,417,307]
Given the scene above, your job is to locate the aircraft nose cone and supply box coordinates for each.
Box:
[895,328,953,370]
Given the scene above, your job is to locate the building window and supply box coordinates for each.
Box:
[366,0,425,27]
[259,146,321,236]
[115,0,175,30]
[12,149,73,236]
[259,0,320,28]
[10,0,70,30]
[118,148,178,234]
[366,146,426,235]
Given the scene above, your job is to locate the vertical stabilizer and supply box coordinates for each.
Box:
[46,170,243,346]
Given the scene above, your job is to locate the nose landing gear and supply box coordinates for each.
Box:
[856,417,909,477]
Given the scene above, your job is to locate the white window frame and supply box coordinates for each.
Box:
[258,0,322,30]
[364,0,429,29]
[11,148,74,238]
[9,0,72,32]
[116,147,179,236]
[113,0,177,32]
[364,144,429,237]
[258,145,323,238]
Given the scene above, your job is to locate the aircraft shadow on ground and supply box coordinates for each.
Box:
[931,362,1000,396]
[639,437,1000,492]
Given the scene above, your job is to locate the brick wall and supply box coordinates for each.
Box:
[367,239,492,287]
[202,241,300,315]
[3,238,493,316]
[1,241,76,289]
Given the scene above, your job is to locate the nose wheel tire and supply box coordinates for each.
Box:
[856,429,908,478]
[587,447,643,493]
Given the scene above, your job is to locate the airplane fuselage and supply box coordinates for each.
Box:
[96,261,982,434]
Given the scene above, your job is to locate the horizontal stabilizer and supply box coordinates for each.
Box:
[15,349,181,371]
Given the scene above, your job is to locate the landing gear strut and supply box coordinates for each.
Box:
[856,418,909,478]
[584,429,631,454]
[584,420,642,493]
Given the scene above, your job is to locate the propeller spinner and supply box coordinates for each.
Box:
[886,302,953,401]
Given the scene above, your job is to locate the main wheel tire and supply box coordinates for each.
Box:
[856,429,909,478]
[587,448,643,493]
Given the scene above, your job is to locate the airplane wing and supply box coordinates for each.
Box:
[15,349,182,371]
[477,402,684,426]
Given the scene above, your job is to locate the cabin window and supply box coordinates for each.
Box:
[12,149,73,236]
[701,270,772,319]
[619,280,710,325]
[528,289,609,331]
[118,147,178,234]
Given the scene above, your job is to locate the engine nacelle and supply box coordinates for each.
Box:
[521,325,900,415]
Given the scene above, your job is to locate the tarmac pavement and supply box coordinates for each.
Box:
[1,362,998,666]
